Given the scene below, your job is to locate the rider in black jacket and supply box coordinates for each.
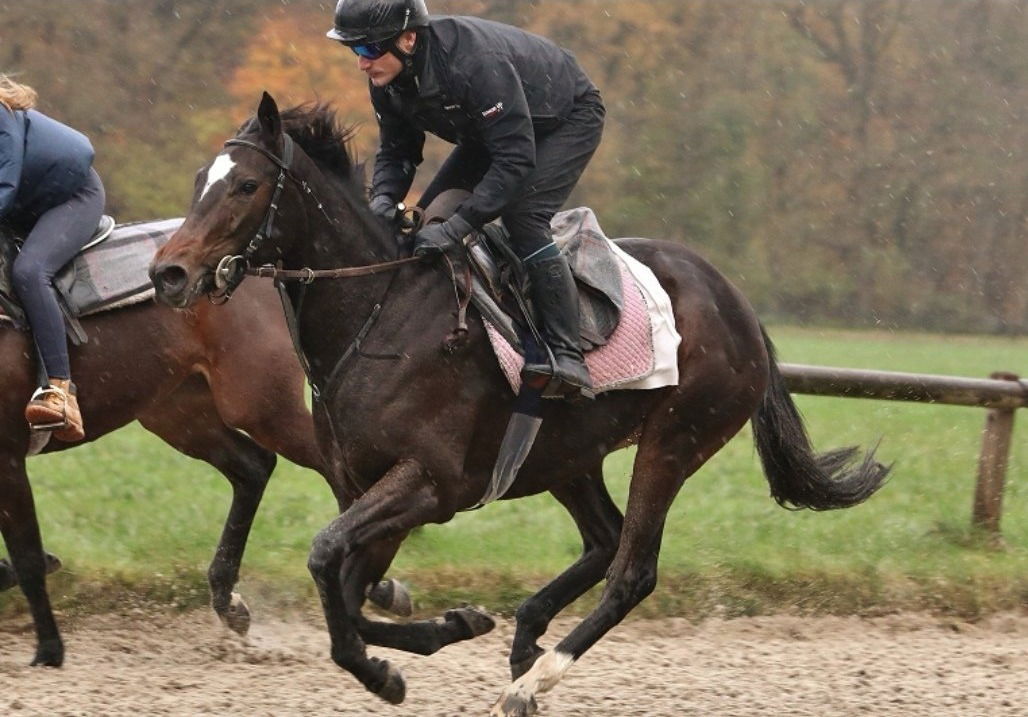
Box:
[328,0,605,397]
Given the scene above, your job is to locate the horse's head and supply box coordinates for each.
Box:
[151,92,306,308]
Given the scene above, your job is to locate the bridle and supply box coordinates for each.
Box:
[212,134,422,302]
[211,135,298,302]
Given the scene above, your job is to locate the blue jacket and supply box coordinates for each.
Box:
[0,107,95,221]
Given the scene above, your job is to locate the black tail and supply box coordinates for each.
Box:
[752,326,890,510]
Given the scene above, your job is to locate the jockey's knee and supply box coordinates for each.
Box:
[503,221,553,261]
[10,255,47,297]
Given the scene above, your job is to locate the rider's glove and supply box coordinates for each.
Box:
[412,215,474,258]
[369,194,400,225]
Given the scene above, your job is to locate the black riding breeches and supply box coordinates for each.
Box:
[418,91,605,260]
[11,168,105,380]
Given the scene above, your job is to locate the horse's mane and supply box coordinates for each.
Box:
[239,101,362,184]
[238,100,394,247]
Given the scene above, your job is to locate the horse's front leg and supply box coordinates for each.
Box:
[307,458,457,705]
[0,452,63,666]
[140,385,276,636]
[344,536,494,656]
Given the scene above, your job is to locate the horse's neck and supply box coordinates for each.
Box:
[278,160,452,386]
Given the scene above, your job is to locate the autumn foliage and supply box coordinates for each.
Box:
[2,0,1026,333]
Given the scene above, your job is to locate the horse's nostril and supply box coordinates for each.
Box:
[153,264,189,295]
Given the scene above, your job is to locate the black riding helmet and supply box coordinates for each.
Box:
[326,0,430,45]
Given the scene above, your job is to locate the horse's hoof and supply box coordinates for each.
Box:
[510,645,545,680]
[445,606,496,640]
[490,694,538,717]
[44,551,63,575]
[30,638,64,668]
[0,552,61,592]
[370,657,406,705]
[0,560,15,592]
[216,592,251,636]
[367,578,413,617]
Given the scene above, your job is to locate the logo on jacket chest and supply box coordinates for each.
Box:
[481,102,504,120]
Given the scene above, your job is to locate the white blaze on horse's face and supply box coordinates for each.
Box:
[199,153,236,203]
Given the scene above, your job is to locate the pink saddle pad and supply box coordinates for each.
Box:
[485,257,656,395]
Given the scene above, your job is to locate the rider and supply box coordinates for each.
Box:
[327,0,605,397]
[0,74,105,441]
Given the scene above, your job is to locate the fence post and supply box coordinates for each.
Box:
[972,372,1020,539]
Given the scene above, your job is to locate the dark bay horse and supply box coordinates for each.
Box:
[0,277,358,667]
[150,93,890,716]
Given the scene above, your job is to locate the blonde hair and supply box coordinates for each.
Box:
[0,74,38,111]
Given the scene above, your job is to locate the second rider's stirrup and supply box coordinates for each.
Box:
[24,378,85,442]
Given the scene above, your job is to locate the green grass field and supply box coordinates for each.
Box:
[3,326,1026,619]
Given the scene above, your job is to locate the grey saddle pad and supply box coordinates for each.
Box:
[54,217,183,317]
[0,217,183,329]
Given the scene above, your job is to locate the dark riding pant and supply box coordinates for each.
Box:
[11,168,105,379]
[418,91,605,259]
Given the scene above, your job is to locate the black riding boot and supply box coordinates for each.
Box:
[522,254,593,396]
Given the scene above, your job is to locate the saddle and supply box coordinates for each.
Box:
[0,216,181,344]
[422,190,624,356]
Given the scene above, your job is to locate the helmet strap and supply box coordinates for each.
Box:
[389,29,421,78]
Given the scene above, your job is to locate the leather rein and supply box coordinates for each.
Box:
[211,135,469,400]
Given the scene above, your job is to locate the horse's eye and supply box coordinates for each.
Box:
[240,180,260,195]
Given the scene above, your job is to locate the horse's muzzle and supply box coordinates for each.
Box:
[150,262,193,307]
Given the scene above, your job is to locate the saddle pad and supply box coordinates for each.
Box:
[486,241,681,395]
[55,217,184,316]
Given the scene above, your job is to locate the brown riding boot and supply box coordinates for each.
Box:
[24,378,85,442]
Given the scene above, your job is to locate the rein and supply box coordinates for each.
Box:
[245,257,419,282]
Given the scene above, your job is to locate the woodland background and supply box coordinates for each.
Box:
[1,0,1026,334]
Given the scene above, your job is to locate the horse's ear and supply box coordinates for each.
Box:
[256,91,282,143]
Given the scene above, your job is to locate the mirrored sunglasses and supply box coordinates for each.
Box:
[349,41,390,60]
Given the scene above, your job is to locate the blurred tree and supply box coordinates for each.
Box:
[0,0,265,220]
[1,0,1024,333]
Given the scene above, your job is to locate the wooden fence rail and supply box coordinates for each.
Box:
[779,363,1027,538]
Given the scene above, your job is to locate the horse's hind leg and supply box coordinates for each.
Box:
[0,452,63,666]
[509,467,623,680]
[139,377,275,635]
[492,392,753,716]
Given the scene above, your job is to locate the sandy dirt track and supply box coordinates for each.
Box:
[3,608,1028,716]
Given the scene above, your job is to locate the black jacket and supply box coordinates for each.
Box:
[370,16,600,228]
[0,108,95,222]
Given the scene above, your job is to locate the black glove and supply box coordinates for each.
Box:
[413,215,474,257]
[369,194,400,226]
